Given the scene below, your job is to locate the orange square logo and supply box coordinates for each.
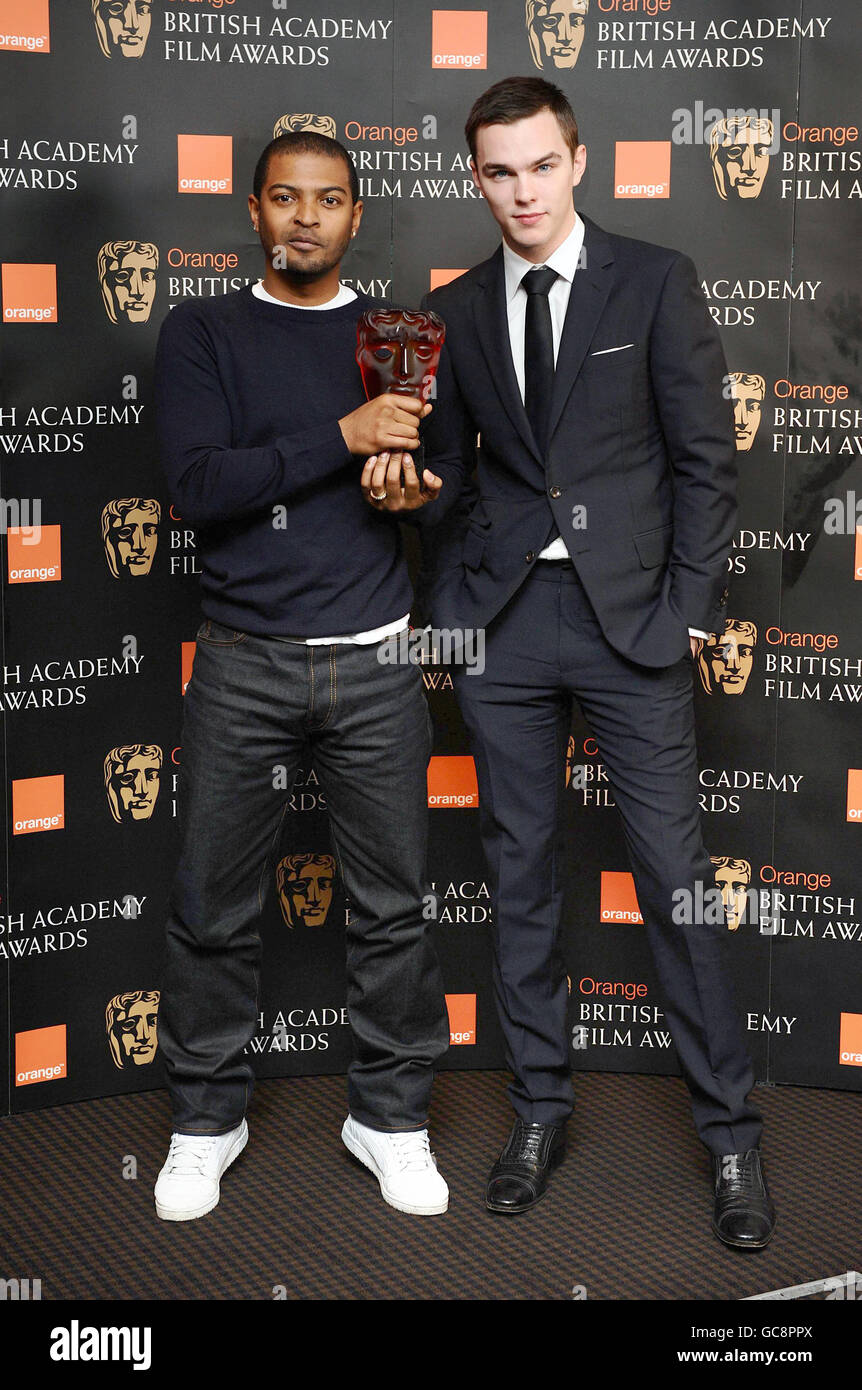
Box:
[7,524,61,584]
[0,0,50,52]
[2,263,57,323]
[177,135,233,195]
[600,870,643,924]
[855,526,862,581]
[15,1024,67,1086]
[430,268,468,291]
[431,10,487,69]
[446,993,476,1045]
[12,774,65,835]
[847,770,862,822]
[181,640,197,696]
[614,142,671,199]
[428,755,478,808]
[839,1012,862,1066]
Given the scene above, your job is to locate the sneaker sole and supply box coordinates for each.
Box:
[341,1123,449,1216]
[155,1121,249,1222]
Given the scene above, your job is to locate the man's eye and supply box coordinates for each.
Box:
[373,348,394,361]
[725,147,743,160]
[116,527,132,540]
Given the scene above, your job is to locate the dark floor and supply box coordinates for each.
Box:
[0,1070,858,1300]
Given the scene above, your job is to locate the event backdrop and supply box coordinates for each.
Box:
[1,0,861,1115]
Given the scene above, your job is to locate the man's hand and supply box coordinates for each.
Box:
[361,451,443,512]
[339,394,431,456]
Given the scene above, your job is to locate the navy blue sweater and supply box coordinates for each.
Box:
[153,286,412,637]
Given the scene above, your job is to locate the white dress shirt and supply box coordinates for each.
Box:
[250,279,408,643]
[501,220,707,639]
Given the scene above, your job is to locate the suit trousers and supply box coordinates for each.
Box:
[159,618,450,1136]
[454,563,763,1156]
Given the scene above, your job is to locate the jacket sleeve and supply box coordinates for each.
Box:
[153,304,355,528]
[648,253,737,634]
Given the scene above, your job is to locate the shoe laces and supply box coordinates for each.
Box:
[164,1133,218,1176]
[512,1120,546,1163]
[718,1151,760,1195]
[389,1129,436,1172]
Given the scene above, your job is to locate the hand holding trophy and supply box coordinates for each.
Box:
[355,308,446,511]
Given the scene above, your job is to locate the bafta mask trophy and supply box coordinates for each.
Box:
[356,308,446,489]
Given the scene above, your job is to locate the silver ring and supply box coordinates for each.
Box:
[370,490,387,502]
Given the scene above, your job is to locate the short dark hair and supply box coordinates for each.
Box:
[465,76,580,161]
[253,132,359,203]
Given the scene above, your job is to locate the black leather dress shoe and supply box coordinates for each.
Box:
[486,1119,566,1214]
[711,1149,776,1249]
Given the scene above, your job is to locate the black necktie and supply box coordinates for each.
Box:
[522,265,558,456]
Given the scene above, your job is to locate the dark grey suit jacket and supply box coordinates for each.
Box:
[418,214,736,668]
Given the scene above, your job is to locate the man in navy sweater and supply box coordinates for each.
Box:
[153,131,450,1222]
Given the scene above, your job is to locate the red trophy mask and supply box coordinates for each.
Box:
[356,308,446,404]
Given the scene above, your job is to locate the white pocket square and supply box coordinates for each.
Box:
[590,343,635,356]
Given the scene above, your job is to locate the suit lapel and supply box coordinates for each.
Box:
[547,216,616,443]
[471,248,543,466]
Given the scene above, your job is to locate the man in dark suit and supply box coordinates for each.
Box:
[363,76,775,1248]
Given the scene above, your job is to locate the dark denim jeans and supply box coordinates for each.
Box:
[159,617,449,1135]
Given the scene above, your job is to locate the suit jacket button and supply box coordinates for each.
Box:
[525,551,535,564]
[549,486,562,499]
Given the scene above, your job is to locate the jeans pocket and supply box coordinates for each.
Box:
[196,618,248,647]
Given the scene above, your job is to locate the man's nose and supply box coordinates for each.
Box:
[124,5,141,31]
[130,526,145,552]
[734,401,746,425]
[293,200,320,225]
[725,648,741,670]
[740,144,757,172]
[513,175,536,203]
[128,269,144,300]
[398,344,411,377]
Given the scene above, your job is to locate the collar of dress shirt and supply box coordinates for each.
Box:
[502,211,585,303]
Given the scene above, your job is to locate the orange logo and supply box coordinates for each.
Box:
[8,524,61,584]
[12,774,65,835]
[428,755,478,808]
[0,0,50,52]
[430,268,468,291]
[855,526,862,581]
[600,870,643,924]
[181,641,198,696]
[614,141,672,199]
[839,1012,862,1066]
[177,135,233,195]
[847,770,862,823]
[431,10,487,69]
[446,993,476,1045]
[2,262,57,323]
[15,1024,67,1086]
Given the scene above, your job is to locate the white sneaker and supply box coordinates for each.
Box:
[341,1115,449,1215]
[154,1120,248,1221]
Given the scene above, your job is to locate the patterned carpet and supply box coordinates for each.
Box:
[0,1071,858,1301]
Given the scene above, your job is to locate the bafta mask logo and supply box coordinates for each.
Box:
[710,116,773,201]
[106,989,160,1068]
[710,856,751,931]
[92,1,153,59]
[356,309,446,403]
[104,745,163,822]
[276,853,336,927]
[98,241,158,324]
[697,621,757,696]
[102,498,160,577]
[273,114,337,139]
[728,372,765,451]
[526,0,589,70]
